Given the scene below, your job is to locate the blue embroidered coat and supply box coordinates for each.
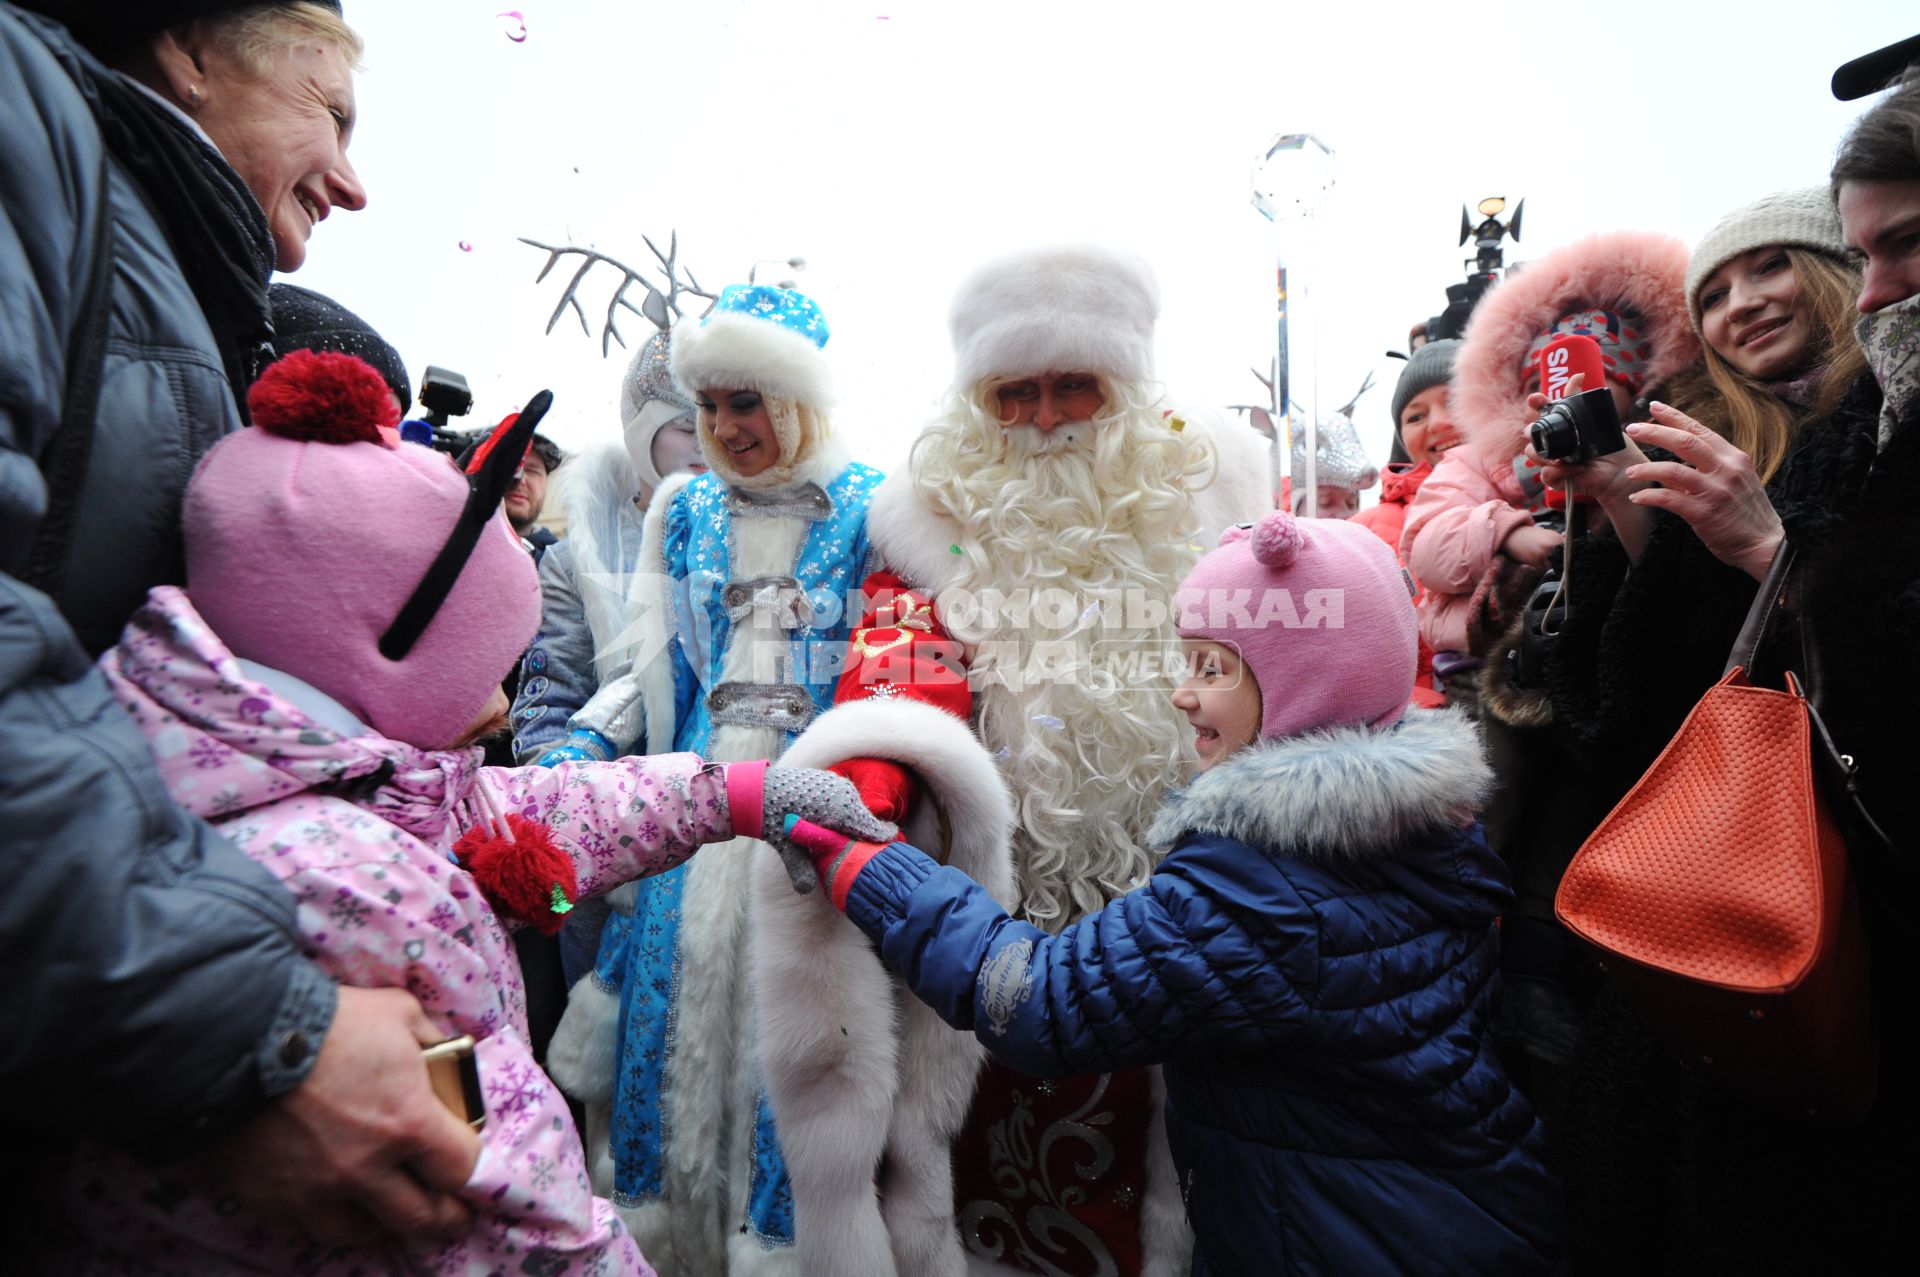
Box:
[592,453,881,1264]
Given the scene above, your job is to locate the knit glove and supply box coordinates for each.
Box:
[725,760,897,894]
[784,815,896,911]
[534,727,615,767]
[828,757,917,824]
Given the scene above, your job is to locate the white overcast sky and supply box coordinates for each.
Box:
[293,0,1917,500]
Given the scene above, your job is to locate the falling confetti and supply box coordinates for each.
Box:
[1032,714,1066,731]
[458,240,474,252]
[949,544,962,555]
[992,747,1011,763]
[1069,601,1103,634]
[497,10,527,42]
[1169,414,1187,432]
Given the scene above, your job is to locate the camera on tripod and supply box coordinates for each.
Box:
[1425,196,1524,343]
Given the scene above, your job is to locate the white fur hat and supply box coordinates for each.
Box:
[671,284,835,410]
[947,244,1160,389]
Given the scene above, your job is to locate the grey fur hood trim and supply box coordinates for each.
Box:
[1148,708,1492,860]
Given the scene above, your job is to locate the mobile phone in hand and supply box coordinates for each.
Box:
[422,1035,485,1131]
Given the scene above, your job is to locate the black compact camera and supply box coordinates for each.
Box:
[1528,386,1626,463]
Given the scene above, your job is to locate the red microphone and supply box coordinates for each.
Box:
[1538,333,1606,404]
[1529,334,1625,506]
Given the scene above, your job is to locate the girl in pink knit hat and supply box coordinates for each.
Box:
[775,509,1564,1277]
[43,351,889,1276]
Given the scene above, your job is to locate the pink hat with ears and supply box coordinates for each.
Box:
[1175,510,1418,741]
[184,351,541,750]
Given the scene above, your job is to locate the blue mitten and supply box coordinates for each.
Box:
[535,727,615,767]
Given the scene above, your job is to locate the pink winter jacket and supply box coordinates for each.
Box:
[1399,450,1535,653]
[53,587,737,1275]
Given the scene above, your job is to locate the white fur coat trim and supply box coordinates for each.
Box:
[552,442,647,688]
[1173,403,1274,544]
[1149,708,1492,859]
[544,972,619,1107]
[632,471,695,754]
[758,695,1017,1277]
[861,470,967,597]
[789,432,855,491]
[672,310,836,410]
[1139,1064,1194,1277]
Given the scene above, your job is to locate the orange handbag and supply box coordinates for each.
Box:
[1553,542,1880,1121]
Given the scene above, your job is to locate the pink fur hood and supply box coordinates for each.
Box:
[1453,230,1699,474]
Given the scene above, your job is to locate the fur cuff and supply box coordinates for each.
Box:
[780,696,1015,895]
[1480,614,1556,729]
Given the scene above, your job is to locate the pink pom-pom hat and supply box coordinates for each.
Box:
[1175,510,1418,740]
[183,354,541,749]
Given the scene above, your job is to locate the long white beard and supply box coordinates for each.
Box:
[911,387,1217,930]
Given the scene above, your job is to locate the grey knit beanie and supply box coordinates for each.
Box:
[1389,339,1461,435]
[1686,187,1848,329]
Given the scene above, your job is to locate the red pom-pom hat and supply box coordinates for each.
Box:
[247,349,402,447]
[184,350,539,749]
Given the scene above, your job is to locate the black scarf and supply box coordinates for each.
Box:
[52,28,276,415]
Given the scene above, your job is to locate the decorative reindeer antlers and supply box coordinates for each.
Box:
[1228,360,1280,439]
[519,231,715,357]
[1334,369,1376,420]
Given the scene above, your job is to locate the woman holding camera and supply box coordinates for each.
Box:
[1527,190,1868,785]
[1518,182,1905,1271]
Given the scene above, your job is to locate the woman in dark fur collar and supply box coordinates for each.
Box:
[1482,82,1920,1274]
[781,511,1565,1277]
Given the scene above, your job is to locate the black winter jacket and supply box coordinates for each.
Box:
[0,4,332,1162]
[1538,377,1914,1274]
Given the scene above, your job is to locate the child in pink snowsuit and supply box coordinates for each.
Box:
[44,352,888,1276]
[1399,231,1700,655]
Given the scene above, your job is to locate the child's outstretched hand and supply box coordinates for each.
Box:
[784,816,899,910]
[724,762,897,894]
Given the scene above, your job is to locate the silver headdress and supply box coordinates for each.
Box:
[1290,371,1379,494]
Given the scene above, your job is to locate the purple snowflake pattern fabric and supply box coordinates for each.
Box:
[50,586,736,1275]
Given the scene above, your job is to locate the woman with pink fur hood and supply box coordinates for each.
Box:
[1399,231,1701,656]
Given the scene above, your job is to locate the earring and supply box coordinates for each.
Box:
[186,84,202,106]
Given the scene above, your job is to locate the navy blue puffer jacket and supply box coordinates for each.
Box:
[842,709,1565,1276]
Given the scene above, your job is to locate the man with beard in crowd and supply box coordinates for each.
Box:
[769,244,1269,1277]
